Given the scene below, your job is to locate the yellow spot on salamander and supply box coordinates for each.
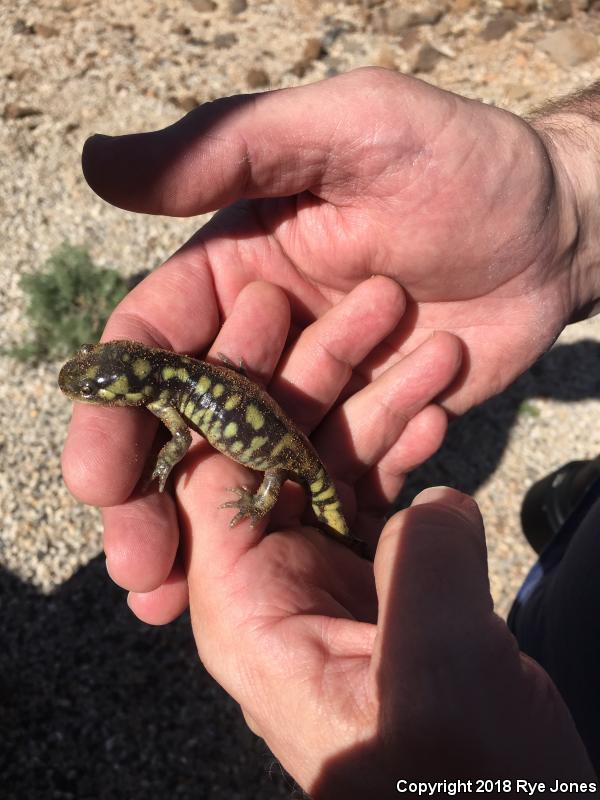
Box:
[241,436,268,464]
[106,375,130,395]
[203,408,215,425]
[194,376,211,395]
[212,383,224,398]
[209,420,222,440]
[97,389,116,401]
[224,422,238,438]
[125,392,143,402]
[162,366,189,382]
[184,400,197,418]
[310,477,324,494]
[85,365,99,379]
[230,441,244,454]
[224,394,241,410]
[191,408,205,426]
[270,433,295,459]
[245,405,264,431]
[248,435,268,454]
[314,485,336,502]
[133,358,151,379]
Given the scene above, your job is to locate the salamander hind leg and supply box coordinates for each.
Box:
[220,469,286,528]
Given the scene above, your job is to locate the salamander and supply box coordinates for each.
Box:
[59,340,359,549]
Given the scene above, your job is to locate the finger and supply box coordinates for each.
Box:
[102,492,180,593]
[347,404,449,554]
[62,404,150,506]
[178,450,264,571]
[315,331,461,479]
[127,561,190,626]
[356,403,448,509]
[81,71,399,216]
[372,487,492,680]
[372,489,597,777]
[104,253,219,351]
[270,276,405,431]
[62,251,220,507]
[206,281,290,384]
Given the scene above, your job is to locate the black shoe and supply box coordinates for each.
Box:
[520,457,600,555]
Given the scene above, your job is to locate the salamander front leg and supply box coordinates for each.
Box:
[220,469,286,527]
[147,400,192,491]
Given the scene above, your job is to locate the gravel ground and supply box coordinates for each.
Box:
[2,1,600,797]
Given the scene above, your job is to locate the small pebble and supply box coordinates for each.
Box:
[246,67,270,88]
[189,0,217,11]
[480,13,516,41]
[544,0,573,19]
[3,103,42,119]
[502,0,536,11]
[173,22,192,36]
[412,42,445,72]
[540,26,599,67]
[214,31,237,48]
[12,18,34,34]
[33,23,59,38]
[172,94,199,111]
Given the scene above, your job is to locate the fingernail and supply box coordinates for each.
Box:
[105,556,116,582]
[412,486,479,518]
[87,132,115,143]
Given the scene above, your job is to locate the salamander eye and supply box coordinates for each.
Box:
[80,379,94,398]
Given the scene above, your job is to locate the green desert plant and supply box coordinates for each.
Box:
[9,243,128,362]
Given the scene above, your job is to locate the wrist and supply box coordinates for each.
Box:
[531,110,600,320]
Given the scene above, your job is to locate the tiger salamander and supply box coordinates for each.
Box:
[59,340,356,547]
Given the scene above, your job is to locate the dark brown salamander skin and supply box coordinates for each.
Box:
[59,340,355,545]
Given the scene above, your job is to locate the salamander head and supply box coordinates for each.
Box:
[58,340,157,406]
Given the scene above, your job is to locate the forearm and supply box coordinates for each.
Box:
[529,83,600,320]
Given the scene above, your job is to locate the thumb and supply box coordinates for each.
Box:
[82,73,366,217]
[371,487,595,779]
[81,69,433,217]
[373,487,492,678]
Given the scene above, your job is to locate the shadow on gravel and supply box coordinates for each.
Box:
[398,339,600,505]
[1,557,297,800]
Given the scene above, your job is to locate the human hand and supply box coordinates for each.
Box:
[182,484,595,794]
